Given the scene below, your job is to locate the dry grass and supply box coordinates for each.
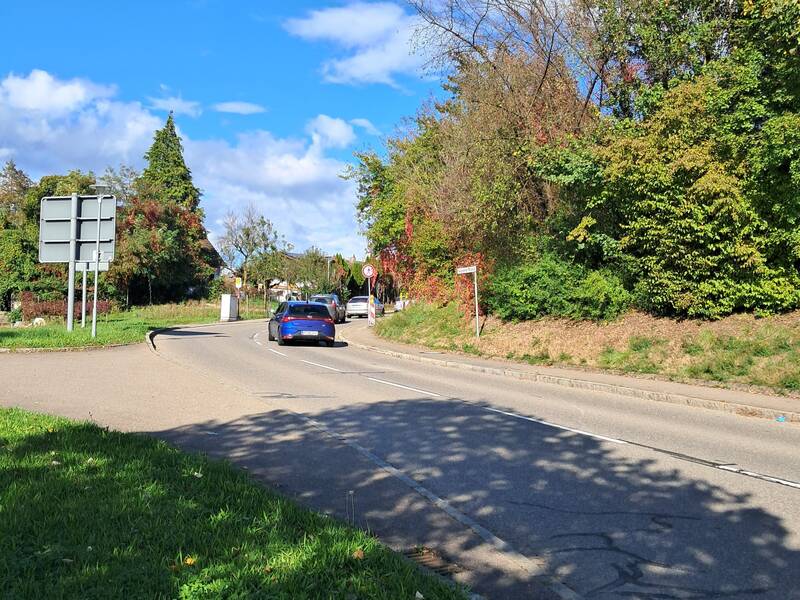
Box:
[378,304,800,396]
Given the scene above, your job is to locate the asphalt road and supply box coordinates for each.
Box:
[150,319,800,600]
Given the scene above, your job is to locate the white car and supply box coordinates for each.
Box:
[346,296,385,318]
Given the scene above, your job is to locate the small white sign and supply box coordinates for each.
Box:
[362,264,375,278]
[456,265,477,274]
[235,277,243,289]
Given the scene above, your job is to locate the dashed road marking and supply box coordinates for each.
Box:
[301,359,342,372]
[268,348,288,357]
[365,377,441,398]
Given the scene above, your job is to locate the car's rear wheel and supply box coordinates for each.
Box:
[267,326,275,341]
[277,335,286,346]
[326,341,335,347]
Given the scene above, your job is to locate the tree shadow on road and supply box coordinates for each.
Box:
[154,398,800,599]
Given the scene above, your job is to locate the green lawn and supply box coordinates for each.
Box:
[0,302,272,350]
[0,408,465,599]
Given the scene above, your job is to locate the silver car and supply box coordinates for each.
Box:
[309,294,346,323]
[346,296,385,318]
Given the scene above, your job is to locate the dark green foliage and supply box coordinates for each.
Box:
[576,52,800,318]
[487,255,631,321]
[141,114,201,211]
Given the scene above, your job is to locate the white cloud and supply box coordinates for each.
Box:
[0,69,365,257]
[350,118,380,136]
[0,69,114,115]
[148,95,202,117]
[213,101,267,115]
[306,114,356,149]
[285,2,425,86]
[0,70,159,175]
[186,126,365,257]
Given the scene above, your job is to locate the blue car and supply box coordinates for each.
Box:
[268,301,336,347]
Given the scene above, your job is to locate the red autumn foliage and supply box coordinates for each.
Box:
[454,252,493,318]
[20,291,112,321]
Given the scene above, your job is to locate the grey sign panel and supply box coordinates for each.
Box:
[76,261,110,272]
[39,195,116,263]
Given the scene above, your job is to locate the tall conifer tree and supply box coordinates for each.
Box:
[141,113,201,211]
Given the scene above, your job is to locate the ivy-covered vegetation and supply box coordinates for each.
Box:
[350,0,800,320]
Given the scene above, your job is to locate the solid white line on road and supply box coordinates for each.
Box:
[301,359,342,372]
[365,377,442,398]
[481,406,628,445]
[717,465,800,490]
[482,406,800,491]
[268,348,288,357]
[255,340,263,346]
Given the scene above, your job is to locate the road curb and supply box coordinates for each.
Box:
[338,331,800,424]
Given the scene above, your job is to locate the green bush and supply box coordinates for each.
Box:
[8,306,21,322]
[487,255,631,321]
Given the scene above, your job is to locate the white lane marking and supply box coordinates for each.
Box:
[365,377,441,398]
[482,406,628,445]
[301,359,342,372]
[268,348,288,357]
[255,340,263,346]
[483,406,800,491]
[718,465,800,490]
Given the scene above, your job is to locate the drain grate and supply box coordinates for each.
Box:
[402,547,461,576]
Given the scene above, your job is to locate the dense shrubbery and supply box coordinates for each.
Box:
[19,291,112,321]
[487,256,630,321]
[351,0,800,322]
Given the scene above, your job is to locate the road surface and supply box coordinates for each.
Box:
[149,320,800,600]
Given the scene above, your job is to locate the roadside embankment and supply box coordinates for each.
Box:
[375,303,800,398]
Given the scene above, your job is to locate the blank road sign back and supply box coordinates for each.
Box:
[39,195,116,263]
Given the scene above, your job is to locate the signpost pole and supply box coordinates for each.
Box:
[473,271,480,339]
[81,266,87,328]
[66,193,78,332]
[456,265,479,339]
[91,196,102,338]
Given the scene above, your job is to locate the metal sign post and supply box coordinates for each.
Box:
[456,265,479,338]
[362,264,376,327]
[81,267,88,328]
[39,193,116,334]
[66,193,78,331]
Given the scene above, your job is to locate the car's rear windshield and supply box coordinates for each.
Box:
[288,304,330,318]
[350,297,368,302]
[310,296,332,302]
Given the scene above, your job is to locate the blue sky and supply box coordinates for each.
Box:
[0,0,442,256]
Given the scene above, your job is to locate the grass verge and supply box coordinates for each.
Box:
[376,302,800,395]
[0,407,465,599]
[0,302,272,350]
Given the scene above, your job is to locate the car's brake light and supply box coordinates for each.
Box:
[323,317,334,324]
[281,316,300,322]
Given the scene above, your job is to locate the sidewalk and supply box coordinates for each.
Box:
[339,319,800,423]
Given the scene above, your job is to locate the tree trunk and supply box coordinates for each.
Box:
[148,276,153,306]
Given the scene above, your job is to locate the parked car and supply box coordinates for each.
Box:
[268,301,336,346]
[309,293,346,323]
[346,296,385,318]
